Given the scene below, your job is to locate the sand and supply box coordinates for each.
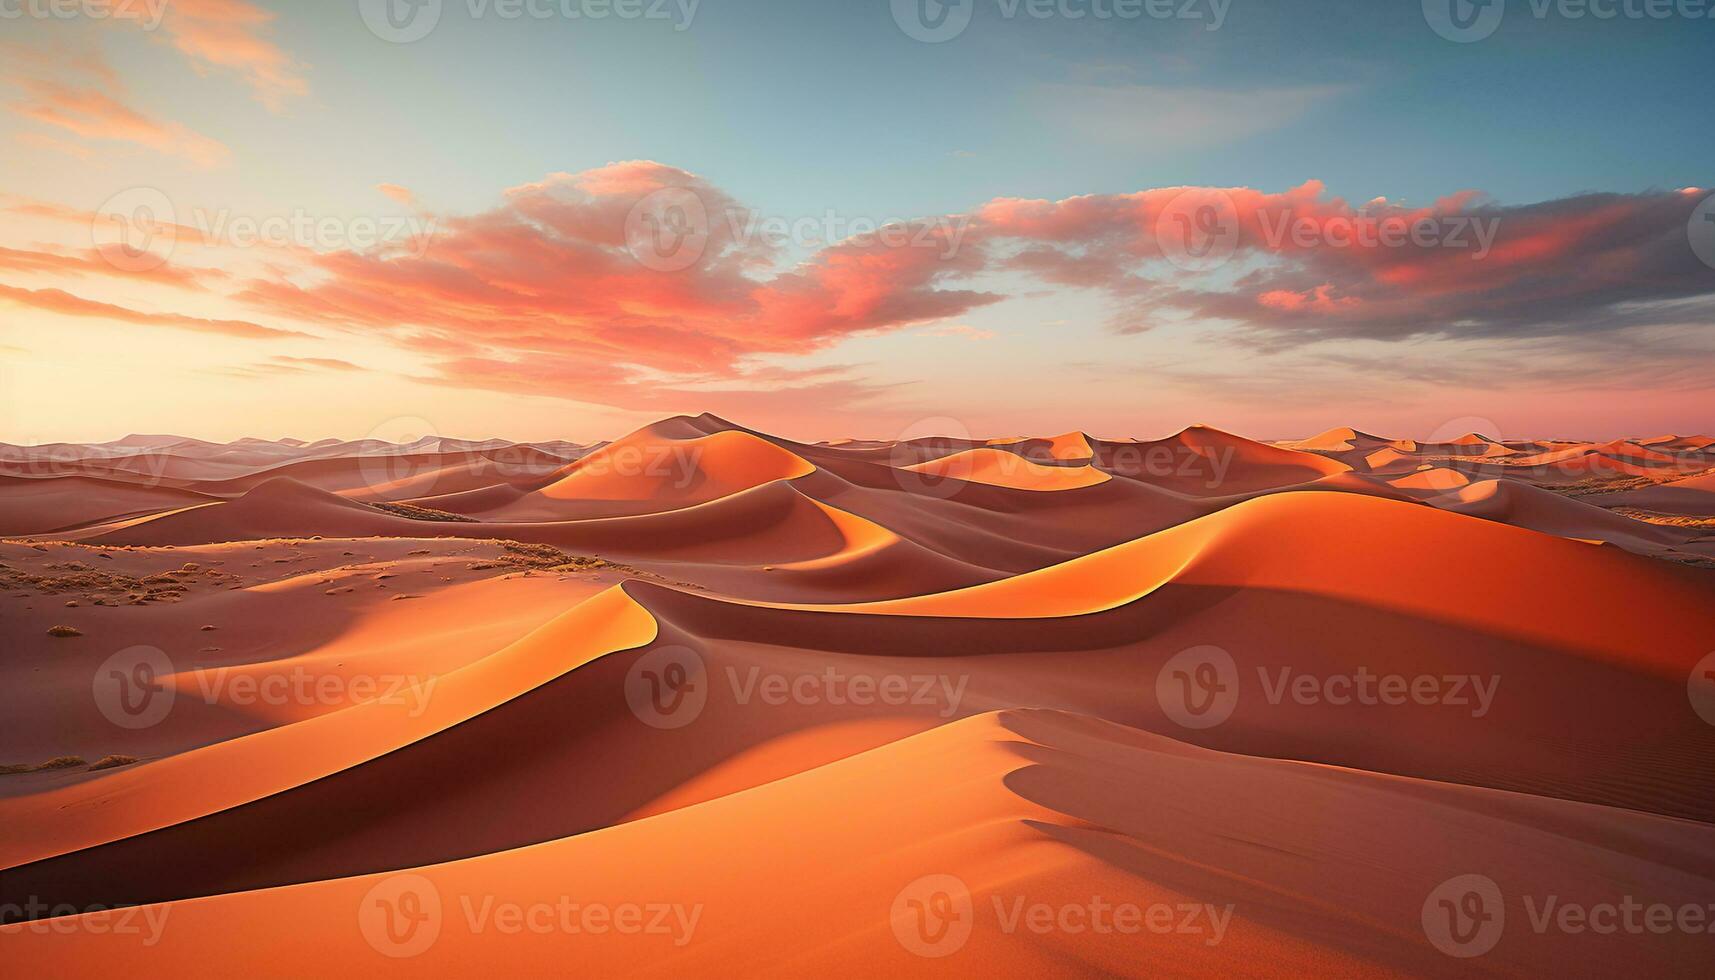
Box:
[2,415,1713,976]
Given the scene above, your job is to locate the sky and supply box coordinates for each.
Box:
[1,0,1712,444]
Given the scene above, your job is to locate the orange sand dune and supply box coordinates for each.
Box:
[5,416,1715,978]
[903,448,1110,491]
[11,488,1713,926]
[1432,478,1695,557]
[490,428,817,520]
[1640,434,1715,453]
[6,710,1713,978]
[1282,425,1391,452]
[1385,466,1472,492]
[85,477,416,544]
[1361,445,1415,471]
[989,430,1097,461]
[1095,425,1349,495]
[0,475,219,535]
[187,447,570,501]
[1589,468,1715,516]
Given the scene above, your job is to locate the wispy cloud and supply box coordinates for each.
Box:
[0,282,299,339]
[9,78,230,166]
[920,323,996,340]
[1024,83,1348,151]
[155,0,308,111]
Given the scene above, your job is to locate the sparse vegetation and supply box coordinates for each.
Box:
[89,755,140,771]
[0,755,87,774]
[469,540,622,572]
[1538,465,1715,498]
[370,501,479,522]
[1610,509,1715,529]
[0,553,234,603]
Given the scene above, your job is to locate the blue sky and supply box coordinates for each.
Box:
[1,0,1712,441]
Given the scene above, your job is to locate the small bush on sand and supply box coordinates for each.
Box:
[89,755,140,771]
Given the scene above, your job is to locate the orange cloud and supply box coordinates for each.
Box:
[0,282,300,340]
[7,166,1711,419]
[0,245,219,289]
[155,0,308,110]
[212,166,1715,407]
[376,183,416,206]
[232,163,999,395]
[9,79,230,167]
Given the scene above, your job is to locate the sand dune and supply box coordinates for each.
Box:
[4,415,1713,976]
[6,710,1713,977]
[1587,469,1715,516]
[903,448,1111,491]
[0,475,219,536]
[1433,479,1699,557]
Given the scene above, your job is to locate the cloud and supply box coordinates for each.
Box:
[967,182,1715,348]
[269,355,362,371]
[211,355,364,378]
[2,49,230,166]
[1025,83,1347,151]
[16,131,95,160]
[920,323,996,340]
[0,244,218,289]
[154,0,308,110]
[7,162,1712,419]
[231,161,1000,399]
[376,183,416,206]
[0,282,300,339]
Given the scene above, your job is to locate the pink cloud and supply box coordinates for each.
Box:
[231,164,1000,393]
[7,164,1711,421]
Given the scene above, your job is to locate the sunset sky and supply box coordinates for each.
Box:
[2,0,1712,444]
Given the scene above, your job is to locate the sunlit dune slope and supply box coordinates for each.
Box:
[903,448,1111,491]
[6,710,1712,978]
